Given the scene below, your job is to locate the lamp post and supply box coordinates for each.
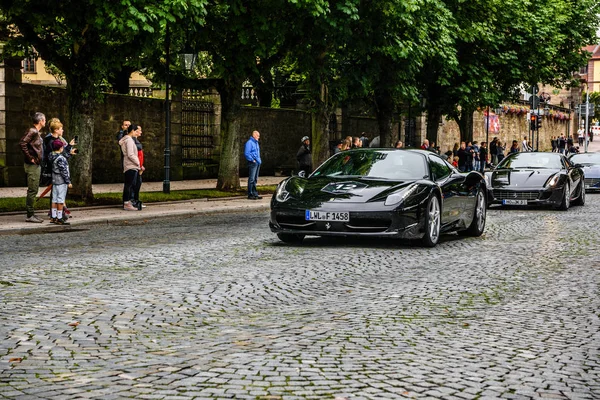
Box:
[163,24,172,194]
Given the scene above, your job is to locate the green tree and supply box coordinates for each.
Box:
[422,0,599,143]
[185,0,328,191]
[0,0,206,199]
[350,0,456,148]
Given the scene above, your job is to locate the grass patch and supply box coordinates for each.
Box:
[0,185,277,213]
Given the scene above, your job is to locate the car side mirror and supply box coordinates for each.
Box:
[298,171,306,178]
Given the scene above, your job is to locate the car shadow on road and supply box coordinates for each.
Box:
[269,234,464,249]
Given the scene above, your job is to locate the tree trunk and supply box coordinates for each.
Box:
[340,102,351,141]
[216,80,242,191]
[311,104,330,167]
[426,107,442,145]
[66,76,95,201]
[454,106,475,143]
[310,81,333,167]
[374,88,394,148]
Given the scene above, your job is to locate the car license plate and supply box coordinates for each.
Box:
[502,199,527,205]
[305,210,349,222]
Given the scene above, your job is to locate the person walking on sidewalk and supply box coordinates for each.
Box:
[244,130,262,200]
[119,124,141,211]
[20,112,46,223]
[48,139,72,225]
[296,136,312,176]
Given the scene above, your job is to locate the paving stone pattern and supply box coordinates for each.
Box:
[1,197,599,399]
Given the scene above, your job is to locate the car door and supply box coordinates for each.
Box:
[563,156,582,196]
[428,155,464,225]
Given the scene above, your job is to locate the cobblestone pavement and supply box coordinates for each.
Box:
[1,195,599,399]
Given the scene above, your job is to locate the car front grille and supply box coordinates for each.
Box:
[493,190,540,200]
[275,211,392,233]
[584,178,600,188]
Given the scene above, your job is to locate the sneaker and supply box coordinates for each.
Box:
[55,218,70,225]
[123,202,138,211]
[49,217,58,224]
[25,215,43,223]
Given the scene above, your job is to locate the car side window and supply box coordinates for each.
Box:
[429,155,452,181]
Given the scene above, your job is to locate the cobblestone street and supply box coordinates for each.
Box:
[1,196,599,399]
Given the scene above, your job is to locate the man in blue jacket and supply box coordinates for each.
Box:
[244,130,262,200]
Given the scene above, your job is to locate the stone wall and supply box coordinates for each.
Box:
[0,82,168,186]
[239,107,311,176]
[0,71,576,187]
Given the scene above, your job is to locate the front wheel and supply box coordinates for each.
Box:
[460,190,486,237]
[277,233,305,243]
[573,182,585,206]
[421,195,441,247]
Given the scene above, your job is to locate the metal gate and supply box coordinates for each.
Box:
[181,90,218,166]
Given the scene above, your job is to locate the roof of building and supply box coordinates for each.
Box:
[583,45,600,59]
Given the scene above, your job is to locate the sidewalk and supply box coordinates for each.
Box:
[0,176,284,236]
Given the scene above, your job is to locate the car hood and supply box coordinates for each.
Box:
[278,176,418,207]
[491,168,560,189]
[581,165,600,178]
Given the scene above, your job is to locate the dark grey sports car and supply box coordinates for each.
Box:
[486,152,585,210]
[569,152,600,192]
[269,149,488,247]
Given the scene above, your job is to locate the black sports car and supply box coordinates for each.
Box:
[486,152,585,210]
[269,149,488,247]
[568,152,600,192]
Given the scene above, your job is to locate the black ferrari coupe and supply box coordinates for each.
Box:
[269,149,488,247]
[486,152,585,210]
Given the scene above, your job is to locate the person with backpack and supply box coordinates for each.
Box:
[296,136,312,176]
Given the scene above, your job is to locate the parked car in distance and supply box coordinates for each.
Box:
[486,152,585,210]
[270,149,487,247]
[568,152,600,192]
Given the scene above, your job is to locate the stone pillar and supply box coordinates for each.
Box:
[0,45,24,186]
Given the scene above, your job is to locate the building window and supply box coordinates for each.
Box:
[22,58,36,73]
[579,65,588,75]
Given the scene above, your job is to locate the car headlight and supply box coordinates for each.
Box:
[385,185,418,206]
[275,182,290,202]
[545,173,560,188]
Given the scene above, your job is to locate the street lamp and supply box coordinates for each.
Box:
[163,24,172,194]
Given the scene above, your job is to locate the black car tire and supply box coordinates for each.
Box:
[573,182,585,206]
[421,195,441,248]
[459,189,486,237]
[277,233,305,243]
[556,182,570,211]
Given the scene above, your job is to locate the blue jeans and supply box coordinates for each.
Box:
[247,161,260,197]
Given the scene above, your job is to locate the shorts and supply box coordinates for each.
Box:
[52,183,68,204]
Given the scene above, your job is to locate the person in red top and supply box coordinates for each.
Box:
[132,125,146,209]
[420,139,429,150]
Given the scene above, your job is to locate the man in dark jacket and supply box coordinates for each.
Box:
[296,136,312,176]
[19,112,46,223]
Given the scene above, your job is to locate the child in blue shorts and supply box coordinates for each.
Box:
[49,139,72,225]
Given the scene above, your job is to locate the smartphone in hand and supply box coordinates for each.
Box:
[74,135,79,144]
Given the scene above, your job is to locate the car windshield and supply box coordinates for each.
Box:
[312,150,428,180]
[570,153,600,165]
[497,153,562,169]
